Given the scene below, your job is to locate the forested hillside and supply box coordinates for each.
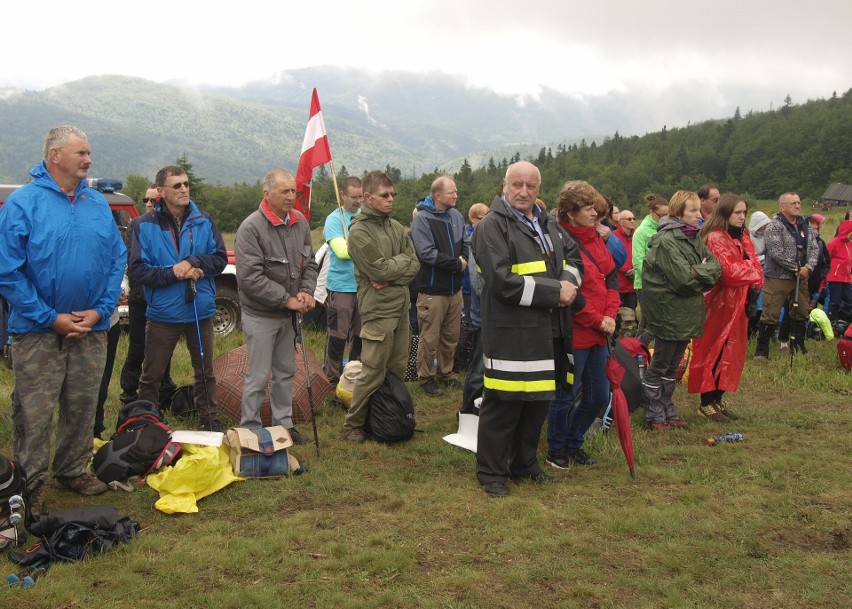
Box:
[209,90,849,231]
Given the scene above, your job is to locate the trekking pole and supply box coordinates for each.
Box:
[189,280,213,431]
[295,313,320,457]
[791,266,800,371]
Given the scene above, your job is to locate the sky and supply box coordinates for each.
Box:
[3,0,850,108]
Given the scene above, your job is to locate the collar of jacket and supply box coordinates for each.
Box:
[261,199,300,226]
[359,205,392,221]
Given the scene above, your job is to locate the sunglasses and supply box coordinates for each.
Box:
[370,191,397,200]
[143,198,154,203]
[166,181,190,190]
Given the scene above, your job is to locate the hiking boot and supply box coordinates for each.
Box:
[545,451,571,470]
[483,481,509,498]
[420,379,444,396]
[698,403,728,423]
[119,391,138,404]
[439,378,463,390]
[564,447,597,466]
[287,427,311,445]
[56,473,108,497]
[665,418,689,428]
[343,427,366,443]
[646,421,670,431]
[753,354,768,361]
[779,341,790,353]
[715,401,740,420]
[28,482,46,519]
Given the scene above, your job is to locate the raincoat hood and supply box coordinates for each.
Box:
[748,211,771,234]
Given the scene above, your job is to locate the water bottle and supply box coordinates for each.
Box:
[706,432,744,446]
[636,354,645,380]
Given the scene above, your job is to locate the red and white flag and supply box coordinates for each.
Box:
[295,88,332,221]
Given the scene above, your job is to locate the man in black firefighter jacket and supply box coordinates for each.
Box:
[471,161,583,498]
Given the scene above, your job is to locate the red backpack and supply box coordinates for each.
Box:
[838,324,852,370]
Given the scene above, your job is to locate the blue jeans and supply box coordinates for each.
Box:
[548,344,610,452]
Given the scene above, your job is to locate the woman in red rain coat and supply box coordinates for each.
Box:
[688,194,764,421]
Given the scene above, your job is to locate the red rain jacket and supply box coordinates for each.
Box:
[688,229,763,394]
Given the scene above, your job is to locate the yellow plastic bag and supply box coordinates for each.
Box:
[146,444,243,514]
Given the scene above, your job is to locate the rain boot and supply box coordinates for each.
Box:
[660,376,685,425]
[642,380,665,425]
[754,322,773,359]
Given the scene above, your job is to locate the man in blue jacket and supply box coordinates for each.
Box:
[410,175,469,396]
[0,125,126,514]
[129,166,227,430]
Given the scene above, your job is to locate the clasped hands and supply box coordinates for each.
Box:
[173,259,204,281]
[286,292,315,314]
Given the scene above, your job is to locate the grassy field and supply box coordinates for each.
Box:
[1,201,850,608]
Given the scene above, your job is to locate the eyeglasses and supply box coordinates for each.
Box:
[622,217,635,222]
[370,191,397,200]
[167,181,190,190]
[344,193,364,201]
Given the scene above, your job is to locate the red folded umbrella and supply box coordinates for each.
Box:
[606,339,635,479]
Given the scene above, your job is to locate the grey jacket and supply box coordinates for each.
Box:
[764,212,818,280]
[235,203,318,318]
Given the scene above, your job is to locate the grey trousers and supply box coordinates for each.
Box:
[240,310,297,429]
[12,331,106,488]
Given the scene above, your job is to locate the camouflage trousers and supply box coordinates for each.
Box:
[11,331,106,489]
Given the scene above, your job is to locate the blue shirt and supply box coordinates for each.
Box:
[323,208,358,293]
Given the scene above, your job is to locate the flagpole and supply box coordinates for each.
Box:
[327,160,348,240]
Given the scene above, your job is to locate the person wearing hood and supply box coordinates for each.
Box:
[754,192,818,358]
[688,194,763,422]
[0,126,127,513]
[826,219,852,325]
[410,175,469,396]
[640,191,721,429]
[747,210,771,336]
[342,171,420,443]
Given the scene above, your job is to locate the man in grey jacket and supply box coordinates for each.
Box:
[755,192,818,358]
[235,169,318,442]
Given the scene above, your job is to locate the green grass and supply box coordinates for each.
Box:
[1,330,849,608]
[2,203,851,608]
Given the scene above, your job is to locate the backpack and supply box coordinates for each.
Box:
[161,385,196,416]
[838,324,852,371]
[365,373,416,443]
[617,307,638,339]
[0,454,29,549]
[93,400,181,484]
[453,320,476,372]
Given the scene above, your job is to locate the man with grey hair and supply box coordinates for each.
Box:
[754,191,818,358]
[410,175,468,396]
[235,169,318,442]
[0,126,127,514]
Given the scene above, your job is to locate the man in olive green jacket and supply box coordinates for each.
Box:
[343,171,420,442]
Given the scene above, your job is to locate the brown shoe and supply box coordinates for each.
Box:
[343,427,366,443]
[697,403,729,423]
[715,401,740,420]
[646,421,670,431]
[56,473,108,496]
[665,418,689,428]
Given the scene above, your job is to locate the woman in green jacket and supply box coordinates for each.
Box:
[640,191,721,429]
[632,194,669,342]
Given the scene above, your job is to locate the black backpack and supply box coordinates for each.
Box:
[0,454,29,548]
[93,400,181,484]
[365,373,416,443]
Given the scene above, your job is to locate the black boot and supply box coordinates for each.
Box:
[791,319,808,354]
[755,323,773,359]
